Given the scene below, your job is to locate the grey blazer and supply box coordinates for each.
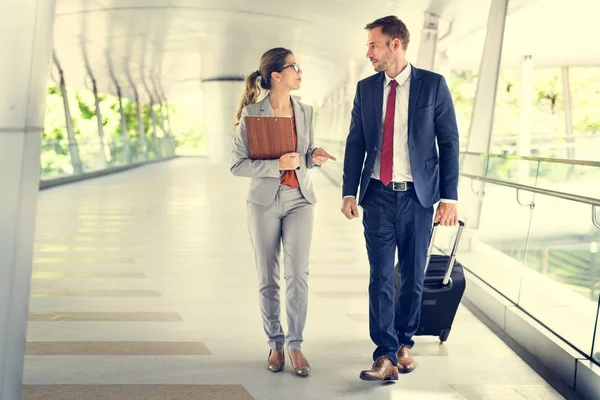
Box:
[230,95,318,206]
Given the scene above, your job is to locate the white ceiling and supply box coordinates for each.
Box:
[445,0,600,69]
[50,0,598,106]
[51,0,461,104]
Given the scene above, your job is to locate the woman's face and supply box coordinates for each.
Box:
[273,54,302,91]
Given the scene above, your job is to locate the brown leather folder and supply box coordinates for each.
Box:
[244,116,295,160]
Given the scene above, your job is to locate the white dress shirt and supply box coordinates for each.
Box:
[345,63,455,204]
[372,63,412,183]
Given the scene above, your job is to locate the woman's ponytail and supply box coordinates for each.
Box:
[234,70,261,126]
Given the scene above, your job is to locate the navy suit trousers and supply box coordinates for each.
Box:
[361,179,433,365]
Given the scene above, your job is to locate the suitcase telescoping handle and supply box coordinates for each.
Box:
[425,220,465,285]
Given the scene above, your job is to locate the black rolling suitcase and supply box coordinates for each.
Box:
[394,220,466,342]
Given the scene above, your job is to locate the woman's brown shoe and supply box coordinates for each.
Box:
[288,350,310,377]
[267,349,284,372]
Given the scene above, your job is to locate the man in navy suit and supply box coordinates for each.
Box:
[341,15,459,381]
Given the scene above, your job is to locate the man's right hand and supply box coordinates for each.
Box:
[279,152,300,170]
[341,197,360,220]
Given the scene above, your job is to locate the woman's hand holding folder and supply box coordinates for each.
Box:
[279,152,300,170]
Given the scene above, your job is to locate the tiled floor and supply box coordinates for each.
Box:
[24,157,565,399]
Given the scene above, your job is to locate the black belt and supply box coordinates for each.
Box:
[371,179,414,192]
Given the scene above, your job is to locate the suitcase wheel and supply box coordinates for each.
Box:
[439,328,451,343]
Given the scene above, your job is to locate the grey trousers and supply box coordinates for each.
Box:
[246,186,314,351]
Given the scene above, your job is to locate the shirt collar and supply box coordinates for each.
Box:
[385,63,411,87]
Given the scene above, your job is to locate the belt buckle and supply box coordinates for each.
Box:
[392,182,407,191]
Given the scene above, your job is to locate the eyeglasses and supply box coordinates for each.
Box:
[279,62,300,73]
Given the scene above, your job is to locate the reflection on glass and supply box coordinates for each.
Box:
[460,152,488,176]
[534,161,600,200]
[484,156,539,187]
[434,177,533,303]
[520,193,600,356]
[40,137,176,179]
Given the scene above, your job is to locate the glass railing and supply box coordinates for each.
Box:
[444,152,600,365]
[317,144,600,365]
[40,136,177,181]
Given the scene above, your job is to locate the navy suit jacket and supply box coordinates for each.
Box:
[342,66,460,208]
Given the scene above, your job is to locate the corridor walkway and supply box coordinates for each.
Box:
[22,157,563,399]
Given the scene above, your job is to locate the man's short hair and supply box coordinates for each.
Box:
[365,15,410,50]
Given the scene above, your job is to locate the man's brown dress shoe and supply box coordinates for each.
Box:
[359,356,399,381]
[267,349,284,372]
[396,344,416,373]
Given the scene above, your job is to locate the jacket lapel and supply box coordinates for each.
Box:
[408,65,422,136]
[372,72,384,143]
[259,96,273,116]
[291,96,305,152]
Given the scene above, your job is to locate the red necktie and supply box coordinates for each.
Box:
[380,79,398,186]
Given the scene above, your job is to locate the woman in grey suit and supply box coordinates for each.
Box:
[231,47,335,377]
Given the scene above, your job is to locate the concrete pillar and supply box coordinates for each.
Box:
[340,57,361,143]
[463,0,509,229]
[152,80,168,137]
[150,99,158,138]
[314,96,328,141]
[201,80,244,163]
[330,89,342,142]
[347,57,359,88]
[136,98,145,139]
[562,67,575,160]
[327,94,337,142]
[337,86,349,143]
[91,77,109,167]
[465,0,509,155]
[116,86,132,163]
[0,1,57,398]
[156,83,175,155]
[54,53,83,174]
[131,87,147,160]
[164,101,173,137]
[518,55,533,182]
[160,93,175,156]
[436,52,452,86]
[144,79,159,142]
[416,12,439,70]
[147,98,160,158]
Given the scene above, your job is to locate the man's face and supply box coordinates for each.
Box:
[366,27,398,72]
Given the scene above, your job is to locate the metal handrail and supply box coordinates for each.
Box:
[462,151,600,168]
[314,143,600,167]
[312,142,600,206]
[461,173,600,207]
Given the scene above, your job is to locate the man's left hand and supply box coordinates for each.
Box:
[312,148,336,166]
[434,202,458,226]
